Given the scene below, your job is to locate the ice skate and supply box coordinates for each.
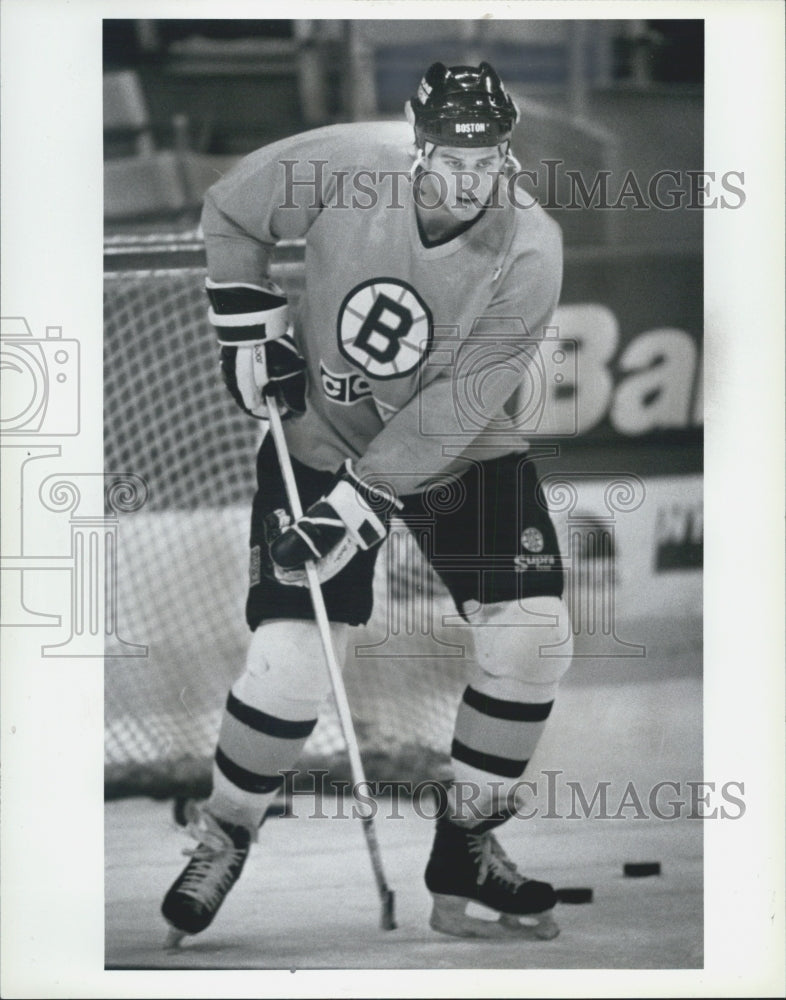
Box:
[161,806,252,947]
[425,816,559,940]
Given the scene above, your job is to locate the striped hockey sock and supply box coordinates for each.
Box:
[448,684,554,824]
[206,688,317,832]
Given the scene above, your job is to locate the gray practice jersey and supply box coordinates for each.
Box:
[202,121,563,495]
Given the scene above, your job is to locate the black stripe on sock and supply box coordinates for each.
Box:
[215,746,285,794]
[451,738,528,779]
[462,686,553,722]
[226,691,317,740]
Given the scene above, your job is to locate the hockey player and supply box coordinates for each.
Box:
[162,61,572,944]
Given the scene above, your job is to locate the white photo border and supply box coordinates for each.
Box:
[1,1,783,997]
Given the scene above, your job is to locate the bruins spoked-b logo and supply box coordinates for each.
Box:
[337,278,432,380]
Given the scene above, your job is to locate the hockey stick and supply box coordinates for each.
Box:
[265,391,397,931]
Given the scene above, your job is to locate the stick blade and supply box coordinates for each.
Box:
[380,889,397,930]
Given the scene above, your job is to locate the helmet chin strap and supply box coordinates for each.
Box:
[410,141,436,180]
[502,140,522,174]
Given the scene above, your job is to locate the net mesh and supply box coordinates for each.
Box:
[104,241,469,798]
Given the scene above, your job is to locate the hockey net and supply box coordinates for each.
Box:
[104,234,470,799]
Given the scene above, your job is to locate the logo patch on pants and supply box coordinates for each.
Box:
[515,527,554,572]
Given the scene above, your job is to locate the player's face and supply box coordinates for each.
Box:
[423,144,506,219]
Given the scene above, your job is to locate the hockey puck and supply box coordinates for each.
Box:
[556,887,594,904]
[623,861,661,877]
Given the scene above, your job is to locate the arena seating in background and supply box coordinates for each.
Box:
[103,69,234,225]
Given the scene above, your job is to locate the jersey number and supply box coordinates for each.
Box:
[337,278,432,380]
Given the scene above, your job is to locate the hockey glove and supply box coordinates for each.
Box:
[219,336,306,420]
[268,461,403,586]
[206,277,306,420]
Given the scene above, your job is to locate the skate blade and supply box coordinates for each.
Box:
[430,894,560,941]
[163,925,189,950]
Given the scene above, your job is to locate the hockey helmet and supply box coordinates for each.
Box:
[408,61,519,149]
